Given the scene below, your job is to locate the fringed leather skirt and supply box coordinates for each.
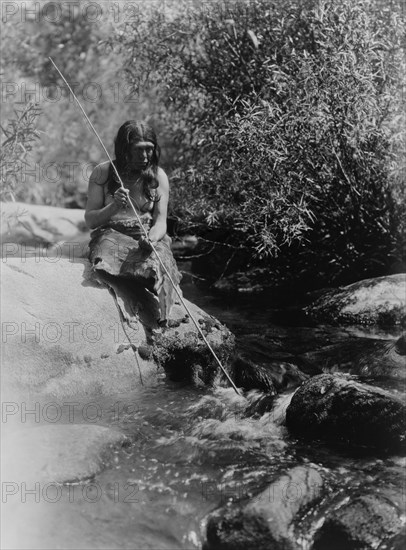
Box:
[88,218,182,321]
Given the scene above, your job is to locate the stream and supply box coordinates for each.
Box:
[5,263,405,549]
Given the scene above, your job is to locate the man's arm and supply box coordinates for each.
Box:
[148,168,169,243]
[84,163,121,229]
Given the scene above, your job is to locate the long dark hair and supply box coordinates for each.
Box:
[106,121,161,201]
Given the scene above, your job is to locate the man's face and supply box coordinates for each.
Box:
[129,140,154,169]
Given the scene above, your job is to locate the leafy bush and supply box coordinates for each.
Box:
[115,0,405,287]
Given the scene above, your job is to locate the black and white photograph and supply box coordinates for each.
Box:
[1,0,405,548]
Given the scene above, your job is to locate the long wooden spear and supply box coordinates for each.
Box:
[49,57,241,396]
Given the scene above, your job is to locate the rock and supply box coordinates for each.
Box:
[205,466,323,550]
[2,257,233,398]
[232,354,310,393]
[244,393,277,417]
[213,268,270,294]
[1,201,89,258]
[304,274,406,326]
[312,493,405,550]
[286,374,406,452]
[151,317,235,387]
[3,424,129,483]
[231,356,277,393]
[297,334,406,382]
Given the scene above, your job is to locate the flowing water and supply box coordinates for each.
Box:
[5,267,405,549]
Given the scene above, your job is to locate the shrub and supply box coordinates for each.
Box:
[116,0,405,287]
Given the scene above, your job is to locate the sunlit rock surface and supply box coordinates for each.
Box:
[304,274,406,326]
[2,257,234,399]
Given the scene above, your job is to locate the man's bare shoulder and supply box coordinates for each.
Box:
[157,166,169,186]
[90,161,110,186]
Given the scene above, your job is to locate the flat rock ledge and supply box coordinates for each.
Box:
[2,257,234,399]
[3,424,129,484]
[204,466,323,550]
[304,274,406,326]
[286,374,406,453]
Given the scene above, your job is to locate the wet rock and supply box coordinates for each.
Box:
[244,393,277,417]
[231,356,276,393]
[312,494,405,550]
[232,354,310,393]
[3,424,129,483]
[286,374,406,452]
[151,324,235,387]
[298,334,406,381]
[304,274,406,326]
[204,466,323,550]
[137,344,152,360]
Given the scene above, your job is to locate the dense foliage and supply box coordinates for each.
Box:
[115,0,405,287]
[1,0,404,288]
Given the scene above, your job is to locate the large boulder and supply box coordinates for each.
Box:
[1,201,89,258]
[204,466,323,550]
[286,374,406,452]
[231,354,311,393]
[151,322,235,387]
[2,257,234,399]
[304,274,406,326]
